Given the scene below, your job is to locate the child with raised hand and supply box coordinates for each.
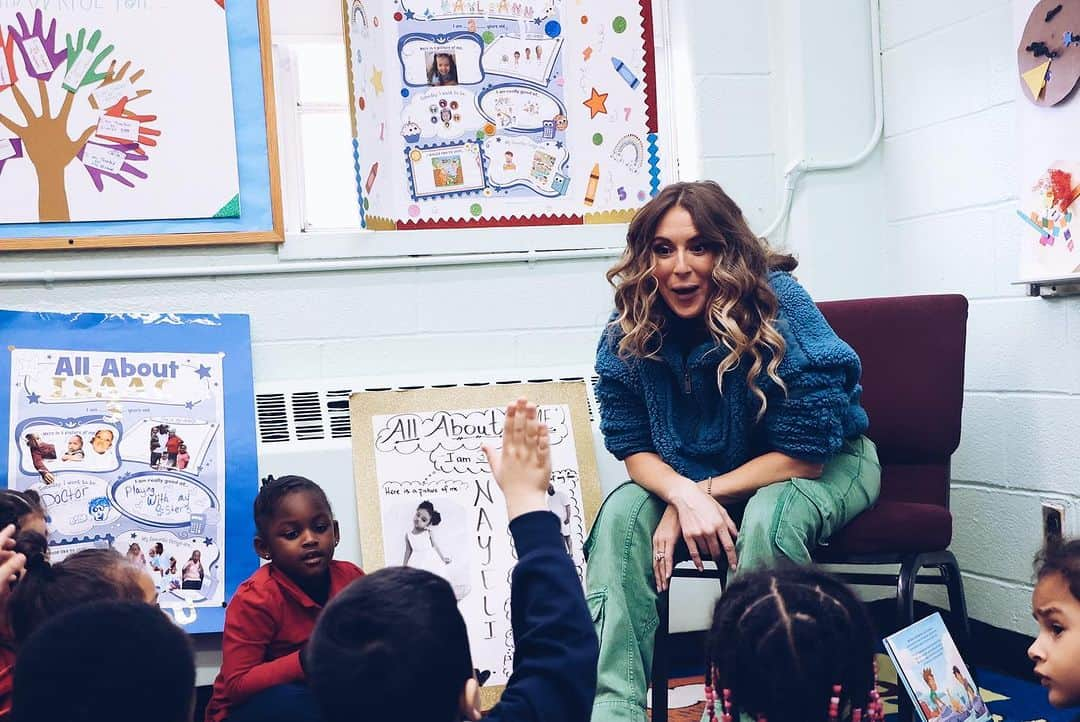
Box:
[13,600,195,722]
[704,566,884,722]
[1029,536,1080,712]
[204,475,363,722]
[306,397,598,722]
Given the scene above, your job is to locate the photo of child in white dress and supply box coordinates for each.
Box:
[403,500,452,571]
[386,496,472,601]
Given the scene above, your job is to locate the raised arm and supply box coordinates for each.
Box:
[482,399,598,722]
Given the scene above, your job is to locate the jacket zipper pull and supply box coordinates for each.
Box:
[683,370,692,395]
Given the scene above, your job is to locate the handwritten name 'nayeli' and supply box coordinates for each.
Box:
[54,356,180,379]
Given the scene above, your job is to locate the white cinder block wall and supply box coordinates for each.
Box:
[874,0,1080,636]
[788,0,1080,636]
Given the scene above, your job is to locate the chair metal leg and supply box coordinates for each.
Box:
[652,590,670,722]
[896,554,919,628]
[896,555,922,722]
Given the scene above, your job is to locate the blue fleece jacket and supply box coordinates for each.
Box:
[594,271,868,481]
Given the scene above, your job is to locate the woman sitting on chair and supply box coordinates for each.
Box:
[586,181,881,722]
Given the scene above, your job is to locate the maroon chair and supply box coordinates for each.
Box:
[651,293,970,722]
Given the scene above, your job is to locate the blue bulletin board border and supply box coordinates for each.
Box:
[0,0,284,252]
[0,310,259,634]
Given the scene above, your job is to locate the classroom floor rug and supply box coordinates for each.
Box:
[647,653,1074,722]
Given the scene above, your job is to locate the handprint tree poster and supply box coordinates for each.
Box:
[343,0,663,230]
[0,310,259,634]
[350,382,602,707]
[0,1,241,225]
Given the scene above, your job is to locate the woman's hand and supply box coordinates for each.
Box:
[652,504,680,592]
[670,481,739,572]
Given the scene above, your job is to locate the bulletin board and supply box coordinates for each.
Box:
[0,310,260,634]
[0,0,283,251]
[350,381,601,708]
[343,0,663,233]
[1015,0,1080,285]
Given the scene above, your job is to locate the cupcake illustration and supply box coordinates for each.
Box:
[401,121,422,143]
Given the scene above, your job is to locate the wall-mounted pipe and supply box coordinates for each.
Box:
[758,0,884,240]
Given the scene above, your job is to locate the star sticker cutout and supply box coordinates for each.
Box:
[196,365,212,379]
[26,392,40,404]
[555,141,564,148]
[204,537,213,545]
[131,532,138,539]
[185,401,196,410]
[371,66,384,95]
[404,9,415,18]
[583,87,608,119]
[533,16,543,25]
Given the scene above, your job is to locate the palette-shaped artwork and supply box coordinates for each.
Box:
[343,0,662,230]
[1017,160,1080,278]
[1017,0,1080,106]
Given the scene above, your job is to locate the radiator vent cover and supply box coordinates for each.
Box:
[254,371,600,444]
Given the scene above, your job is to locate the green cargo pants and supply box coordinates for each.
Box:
[584,436,881,722]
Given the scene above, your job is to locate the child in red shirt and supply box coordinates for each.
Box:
[204,476,363,722]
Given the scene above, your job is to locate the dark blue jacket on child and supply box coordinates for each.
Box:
[489,511,598,722]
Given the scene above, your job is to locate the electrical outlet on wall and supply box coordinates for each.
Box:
[1042,502,1067,544]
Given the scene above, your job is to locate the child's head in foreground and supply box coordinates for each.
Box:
[706,566,880,722]
[13,600,194,722]
[253,475,339,590]
[7,536,157,645]
[307,566,478,722]
[0,489,46,538]
[1030,536,1080,708]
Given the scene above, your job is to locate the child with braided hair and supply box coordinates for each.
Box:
[703,566,884,722]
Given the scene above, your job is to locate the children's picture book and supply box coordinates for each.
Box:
[884,613,991,722]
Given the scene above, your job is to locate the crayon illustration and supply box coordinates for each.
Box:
[365,162,380,193]
[611,56,640,89]
[584,163,600,206]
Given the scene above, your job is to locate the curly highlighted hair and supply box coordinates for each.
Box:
[606,181,798,419]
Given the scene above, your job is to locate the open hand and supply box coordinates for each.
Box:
[78,140,148,191]
[99,97,160,148]
[482,397,551,520]
[1,27,18,91]
[62,27,113,92]
[90,59,151,110]
[0,137,23,175]
[9,10,67,81]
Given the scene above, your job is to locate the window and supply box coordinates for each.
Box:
[273,40,362,234]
